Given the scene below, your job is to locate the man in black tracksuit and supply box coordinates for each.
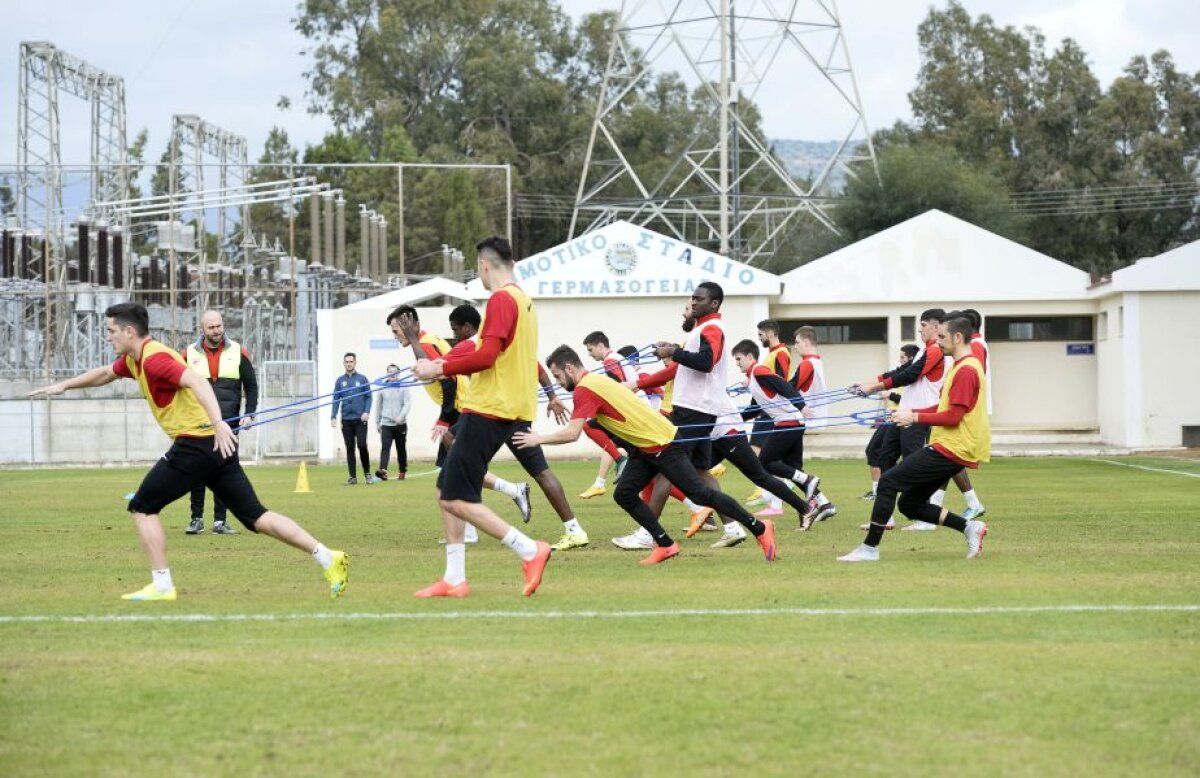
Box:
[183,310,258,535]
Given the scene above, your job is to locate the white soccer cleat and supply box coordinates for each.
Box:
[965,520,988,559]
[512,482,533,523]
[710,526,747,548]
[837,544,880,563]
[901,521,938,532]
[961,505,986,521]
[611,527,655,550]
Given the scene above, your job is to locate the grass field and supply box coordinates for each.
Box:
[1,455,1198,776]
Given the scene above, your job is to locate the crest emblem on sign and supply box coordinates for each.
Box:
[604,242,638,276]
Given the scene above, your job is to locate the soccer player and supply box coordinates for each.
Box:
[730,340,836,529]
[838,315,990,562]
[435,304,592,552]
[860,345,919,500]
[29,302,349,601]
[852,308,951,531]
[630,287,800,545]
[743,319,792,505]
[516,345,778,565]
[411,236,551,598]
[578,330,631,499]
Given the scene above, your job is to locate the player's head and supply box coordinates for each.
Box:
[343,352,357,373]
[582,331,610,360]
[545,344,585,391]
[794,325,817,351]
[199,309,225,347]
[617,345,638,363]
[899,343,920,366]
[691,282,723,317]
[448,304,481,341]
[919,308,946,342]
[937,315,974,354]
[385,363,401,380]
[731,339,759,375]
[475,236,514,291]
[386,304,419,345]
[961,308,982,333]
[104,302,149,355]
[757,319,780,347]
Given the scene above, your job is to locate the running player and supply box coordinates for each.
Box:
[860,344,919,499]
[29,302,349,601]
[838,315,990,562]
[577,331,631,498]
[411,236,551,598]
[516,345,778,564]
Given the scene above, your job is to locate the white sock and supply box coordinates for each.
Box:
[563,518,583,534]
[443,543,467,585]
[464,524,479,543]
[592,477,606,489]
[816,493,830,506]
[152,568,174,592]
[790,470,806,485]
[312,543,333,570]
[871,481,878,495]
[683,498,701,512]
[963,489,982,510]
[491,477,520,499]
[930,489,945,507]
[501,527,538,561]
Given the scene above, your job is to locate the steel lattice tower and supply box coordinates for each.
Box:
[570,0,879,265]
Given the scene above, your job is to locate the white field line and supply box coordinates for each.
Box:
[1091,458,1200,479]
[1,604,1196,625]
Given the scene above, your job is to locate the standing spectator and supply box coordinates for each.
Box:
[331,352,373,484]
[183,309,257,536]
[373,363,411,481]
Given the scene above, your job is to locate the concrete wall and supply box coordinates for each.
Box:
[1095,296,1126,446]
[1135,292,1200,447]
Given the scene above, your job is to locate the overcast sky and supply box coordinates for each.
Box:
[2,0,1196,166]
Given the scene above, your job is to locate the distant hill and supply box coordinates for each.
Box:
[769,138,867,192]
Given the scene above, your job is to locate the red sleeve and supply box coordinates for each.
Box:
[702,326,723,361]
[479,289,518,348]
[920,343,945,381]
[971,341,988,369]
[142,352,186,387]
[602,355,626,382]
[443,336,502,377]
[751,365,777,398]
[420,342,444,360]
[775,350,791,379]
[538,362,549,384]
[446,339,476,358]
[112,357,132,379]
[917,366,980,426]
[637,362,678,390]
[570,385,606,420]
[793,360,814,391]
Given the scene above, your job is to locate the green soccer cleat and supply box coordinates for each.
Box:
[550,530,589,551]
[121,583,177,602]
[324,550,349,598]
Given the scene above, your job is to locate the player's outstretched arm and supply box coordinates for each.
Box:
[28,365,118,397]
[514,418,586,449]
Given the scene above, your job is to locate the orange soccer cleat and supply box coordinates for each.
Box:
[756,519,778,561]
[521,541,552,596]
[640,542,681,565]
[414,579,471,599]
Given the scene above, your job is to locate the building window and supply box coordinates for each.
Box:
[1098,311,1108,341]
[900,316,915,341]
[780,318,887,345]
[987,315,1095,342]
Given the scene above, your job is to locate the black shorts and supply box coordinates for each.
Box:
[505,420,550,477]
[864,425,889,468]
[435,409,462,468]
[749,416,774,448]
[670,406,715,470]
[759,424,805,470]
[438,413,524,502]
[129,437,267,529]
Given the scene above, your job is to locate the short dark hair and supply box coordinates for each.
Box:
[900,344,920,360]
[756,319,780,336]
[696,281,724,304]
[386,363,399,371]
[617,345,637,359]
[476,236,514,265]
[946,316,974,342]
[920,308,947,323]
[448,304,481,329]
[546,344,583,371]
[731,339,760,359]
[386,304,417,325]
[344,352,356,360]
[105,302,149,337]
[583,330,609,348]
[961,308,982,332]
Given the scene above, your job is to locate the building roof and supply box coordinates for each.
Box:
[1094,239,1200,294]
[337,277,484,312]
[779,209,1090,304]
[465,220,782,299]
